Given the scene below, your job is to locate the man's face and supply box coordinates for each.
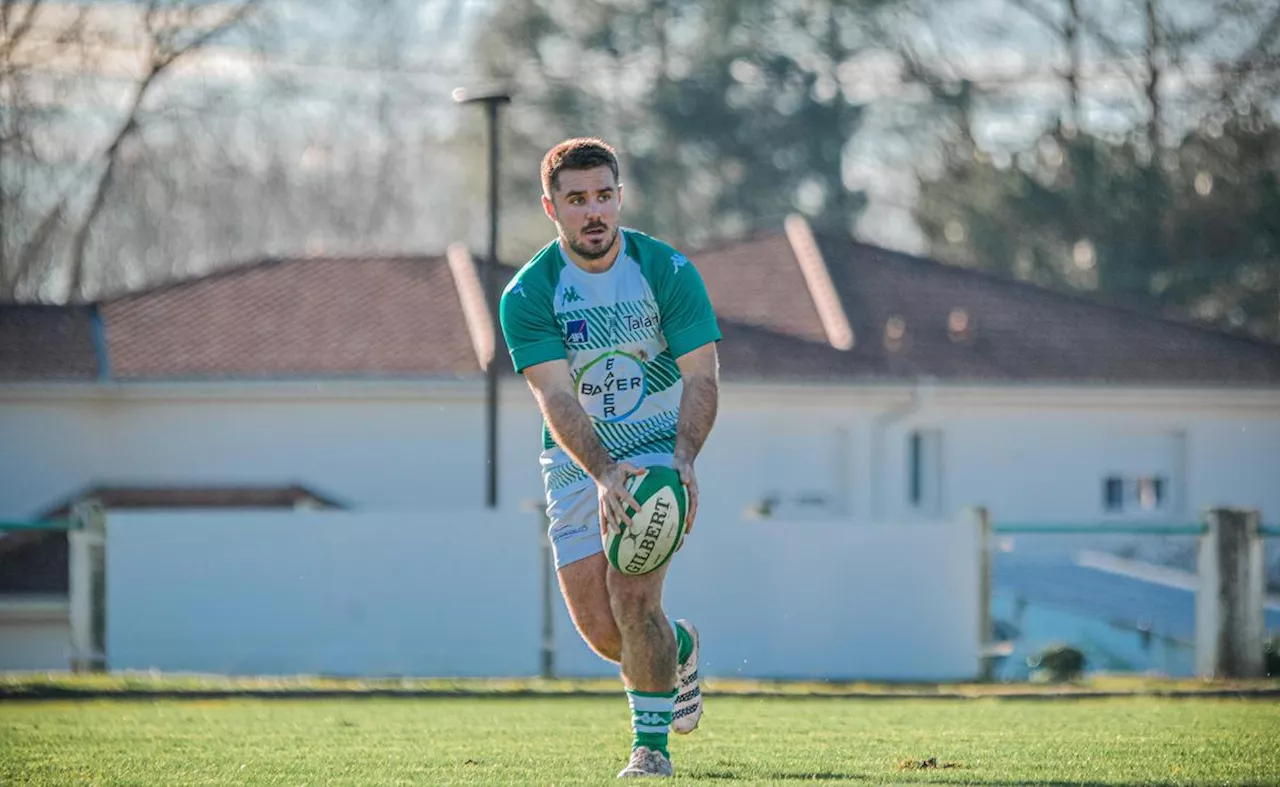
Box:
[543,166,622,261]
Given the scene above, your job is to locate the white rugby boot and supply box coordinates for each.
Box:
[671,619,703,734]
[617,746,674,778]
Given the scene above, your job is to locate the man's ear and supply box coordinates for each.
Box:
[542,193,557,223]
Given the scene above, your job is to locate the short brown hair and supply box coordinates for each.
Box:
[541,137,620,197]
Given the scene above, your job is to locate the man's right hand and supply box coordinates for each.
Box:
[596,461,644,536]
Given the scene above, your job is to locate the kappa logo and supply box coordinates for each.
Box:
[565,318,589,344]
[635,712,669,727]
[561,286,584,306]
[671,252,689,273]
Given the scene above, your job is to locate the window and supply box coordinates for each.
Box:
[909,432,923,505]
[1102,475,1167,513]
[1104,477,1125,511]
[908,429,943,515]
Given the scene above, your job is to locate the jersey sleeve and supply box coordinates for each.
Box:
[654,248,721,358]
[499,275,564,373]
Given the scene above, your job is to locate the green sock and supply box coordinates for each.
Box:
[673,621,693,666]
[627,689,674,757]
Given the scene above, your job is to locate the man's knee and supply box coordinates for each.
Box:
[606,567,667,627]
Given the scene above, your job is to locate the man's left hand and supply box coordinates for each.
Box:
[672,455,699,534]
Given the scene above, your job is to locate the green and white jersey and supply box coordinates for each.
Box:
[500,227,721,494]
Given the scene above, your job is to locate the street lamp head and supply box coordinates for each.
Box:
[452,87,512,106]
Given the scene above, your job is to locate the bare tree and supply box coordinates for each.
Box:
[1,0,262,301]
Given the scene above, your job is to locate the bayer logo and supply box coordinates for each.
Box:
[574,351,647,422]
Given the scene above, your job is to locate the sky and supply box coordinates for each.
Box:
[14,0,1271,296]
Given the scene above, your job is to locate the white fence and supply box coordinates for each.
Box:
[89,507,981,681]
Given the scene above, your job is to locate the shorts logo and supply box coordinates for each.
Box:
[565,318,589,344]
[551,524,590,544]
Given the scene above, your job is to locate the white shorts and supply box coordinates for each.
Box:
[544,453,674,570]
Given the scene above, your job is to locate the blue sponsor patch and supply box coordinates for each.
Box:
[565,318,589,344]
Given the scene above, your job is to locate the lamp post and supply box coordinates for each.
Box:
[453,88,511,509]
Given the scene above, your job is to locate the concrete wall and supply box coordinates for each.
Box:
[0,598,70,670]
[104,508,980,681]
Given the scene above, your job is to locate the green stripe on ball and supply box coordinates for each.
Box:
[604,465,687,575]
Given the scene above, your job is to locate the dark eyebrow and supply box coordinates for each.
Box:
[564,187,615,199]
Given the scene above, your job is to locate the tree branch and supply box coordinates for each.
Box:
[1217,6,1280,105]
[0,0,44,61]
[1001,0,1147,97]
[62,0,262,300]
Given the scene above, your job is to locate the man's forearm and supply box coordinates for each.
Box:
[674,372,718,462]
[537,389,614,481]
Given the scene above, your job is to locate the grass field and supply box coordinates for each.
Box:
[3,689,1278,786]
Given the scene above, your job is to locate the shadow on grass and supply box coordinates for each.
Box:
[938,784,1279,787]
[687,773,1278,787]
[689,772,868,781]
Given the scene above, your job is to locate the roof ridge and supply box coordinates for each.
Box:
[445,244,496,370]
[830,237,1280,353]
[783,214,855,351]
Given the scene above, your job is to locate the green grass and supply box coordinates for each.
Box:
[2,695,1277,785]
[4,671,1278,698]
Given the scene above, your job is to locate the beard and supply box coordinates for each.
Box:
[566,223,618,260]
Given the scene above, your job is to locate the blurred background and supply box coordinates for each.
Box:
[1,0,1278,684]
[3,0,1278,338]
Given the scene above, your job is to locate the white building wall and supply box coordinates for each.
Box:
[874,390,1280,527]
[0,382,895,524]
[0,382,546,517]
[2,382,1278,528]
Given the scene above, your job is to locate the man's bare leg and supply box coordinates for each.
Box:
[607,563,679,777]
[607,564,676,692]
[556,553,622,663]
[557,553,691,778]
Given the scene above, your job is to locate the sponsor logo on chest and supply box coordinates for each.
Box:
[564,318,589,344]
[562,303,659,348]
[574,351,646,422]
[622,311,659,332]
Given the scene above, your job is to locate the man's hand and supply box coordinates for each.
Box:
[597,461,644,536]
[671,455,699,534]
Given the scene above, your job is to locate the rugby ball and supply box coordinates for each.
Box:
[604,466,688,575]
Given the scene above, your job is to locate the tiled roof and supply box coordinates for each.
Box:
[1,218,1276,385]
[0,305,100,381]
[101,255,484,379]
[694,230,830,345]
[813,236,1280,384]
[33,484,345,520]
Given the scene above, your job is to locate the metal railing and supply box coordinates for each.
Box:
[975,507,1275,682]
[0,519,73,532]
[991,521,1207,536]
